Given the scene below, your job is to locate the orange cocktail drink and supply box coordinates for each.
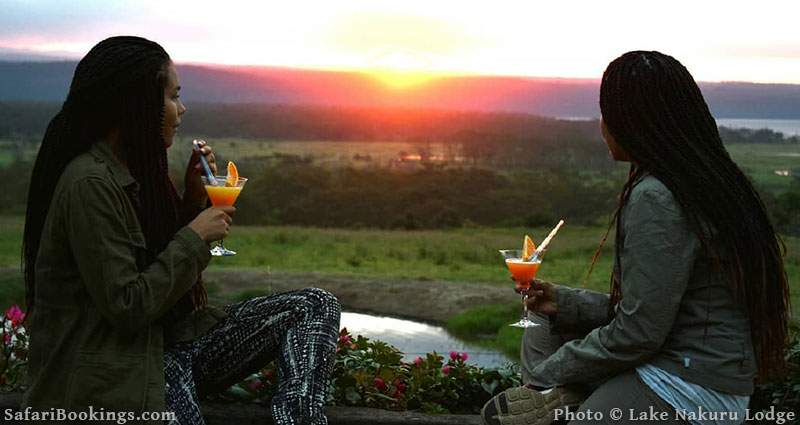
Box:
[201,165,247,256]
[205,185,242,206]
[499,221,564,328]
[505,259,541,290]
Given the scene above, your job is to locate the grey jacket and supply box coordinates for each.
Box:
[527,175,756,395]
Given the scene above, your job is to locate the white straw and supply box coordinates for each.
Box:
[193,140,217,186]
[532,219,565,260]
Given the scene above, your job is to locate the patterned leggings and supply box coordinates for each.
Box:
[164,288,341,425]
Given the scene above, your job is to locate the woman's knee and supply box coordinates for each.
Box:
[300,288,341,313]
[570,371,682,425]
[286,288,341,329]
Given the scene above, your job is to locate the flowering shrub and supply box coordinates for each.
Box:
[1,305,28,391]
[220,328,521,414]
[5,300,799,416]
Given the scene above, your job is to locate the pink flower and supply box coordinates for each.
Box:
[5,305,24,326]
[413,357,424,366]
[249,380,264,391]
[449,351,459,361]
[442,365,451,375]
[394,379,406,393]
[460,352,469,362]
[374,377,387,391]
[339,334,352,345]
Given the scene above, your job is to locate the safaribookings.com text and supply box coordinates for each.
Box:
[5,406,177,424]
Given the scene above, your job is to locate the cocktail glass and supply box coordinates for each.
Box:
[202,176,247,256]
[499,249,541,328]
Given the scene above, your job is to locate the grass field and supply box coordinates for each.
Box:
[3,214,798,359]
[0,216,617,289]
[2,215,798,308]
[164,137,453,170]
[725,143,800,193]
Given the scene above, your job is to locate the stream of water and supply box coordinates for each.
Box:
[340,311,515,369]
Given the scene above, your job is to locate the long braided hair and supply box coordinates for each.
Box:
[595,51,790,381]
[23,36,207,319]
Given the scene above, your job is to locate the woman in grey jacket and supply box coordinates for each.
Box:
[482,51,790,425]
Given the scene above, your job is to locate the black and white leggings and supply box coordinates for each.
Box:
[164,288,341,425]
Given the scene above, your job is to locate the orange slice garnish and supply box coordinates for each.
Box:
[523,235,536,261]
[226,161,238,187]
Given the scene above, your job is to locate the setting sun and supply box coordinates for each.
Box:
[362,49,440,89]
[368,70,437,89]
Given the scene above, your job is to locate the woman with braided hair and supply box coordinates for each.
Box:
[21,36,340,425]
[482,51,790,425]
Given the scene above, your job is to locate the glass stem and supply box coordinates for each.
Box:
[522,291,529,323]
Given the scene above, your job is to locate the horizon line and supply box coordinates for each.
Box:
[1,49,798,86]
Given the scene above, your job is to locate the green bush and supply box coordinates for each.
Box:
[748,327,800,418]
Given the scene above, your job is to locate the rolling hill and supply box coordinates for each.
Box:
[2,61,799,118]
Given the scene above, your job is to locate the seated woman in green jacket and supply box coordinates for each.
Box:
[21,36,341,425]
[482,51,790,425]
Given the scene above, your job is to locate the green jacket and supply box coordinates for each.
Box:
[22,142,227,420]
[527,175,756,395]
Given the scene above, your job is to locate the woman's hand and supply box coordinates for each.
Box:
[516,278,559,316]
[188,206,235,243]
[184,139,216,206]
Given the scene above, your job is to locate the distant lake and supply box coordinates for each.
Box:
[557,117,800,137]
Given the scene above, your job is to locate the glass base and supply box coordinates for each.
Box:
[509,318,541,328]
[210,245,237,256]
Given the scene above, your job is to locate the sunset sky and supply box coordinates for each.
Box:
[2,0,800,85]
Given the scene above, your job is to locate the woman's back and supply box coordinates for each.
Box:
[622,175,756,394]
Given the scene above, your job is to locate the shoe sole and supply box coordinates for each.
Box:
[482,386,585,425]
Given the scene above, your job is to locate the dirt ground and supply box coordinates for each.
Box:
[203,269,516,324]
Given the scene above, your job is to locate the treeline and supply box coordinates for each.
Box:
[2,151,799,234]
[0,155,619,228]
[229,159,799,234]
[1,101,798,233]
[231,160,619,228]
[1,101,797,145]
[0,102,59,142]
[718,126,800,144]
[760,180,800,236]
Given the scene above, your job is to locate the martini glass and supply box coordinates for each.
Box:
[499,249,542,328]
[202,176,247,256]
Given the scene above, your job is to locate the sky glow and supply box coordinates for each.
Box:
[2,0,799,84]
